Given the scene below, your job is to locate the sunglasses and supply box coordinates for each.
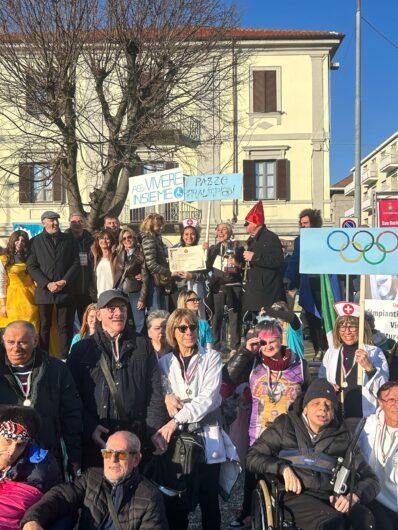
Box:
[259,338,280,346]
[101,449,134,460]
[105,304,128,313]
[187,297,201,303]
[175,324,198,333]
[122,236,134,241]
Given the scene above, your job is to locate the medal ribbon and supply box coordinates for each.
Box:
[263,365,282,402]
[13,371,32,401]
[379,420,398,463]
[340,346,356,386]
[179,353,200,386]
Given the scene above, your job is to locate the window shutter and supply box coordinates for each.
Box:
[53,163,62,202]
[19,163,32,203]
[264,71,277,112]
[243,160,256,201]
[165,161,177,169]
[253,71,266,113]
[276,159,289,200]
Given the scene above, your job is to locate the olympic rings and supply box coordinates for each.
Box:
[376,231,398,253]
[326,229,398,264]
[362,242,387,265]
[351,230,374,253]
[327,230,350,252]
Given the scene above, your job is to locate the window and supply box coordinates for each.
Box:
[252,69,278,113]
[25,75,47,118]
[243,159,289,201]
[19,161,63,204]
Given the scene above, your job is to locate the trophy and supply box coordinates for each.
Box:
[223,239,241,274]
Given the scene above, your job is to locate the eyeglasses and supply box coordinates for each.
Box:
[339,326,358,333]
[175,324,197,333]
[187,298,201,303]
[259,338,280,346]
[101,449,134,460]
[122,236,133,241]
[105,305,128,313]
[379,398,398,406]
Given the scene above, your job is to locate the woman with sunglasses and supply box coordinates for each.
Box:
[155,308,229,530]
[177,289,213,349]
[224,320,310,529]
[319,311,389,431]
[113,226,148,333]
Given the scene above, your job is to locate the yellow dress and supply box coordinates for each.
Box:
[0,255,40,331]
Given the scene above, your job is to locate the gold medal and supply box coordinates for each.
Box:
[115,361,123,369]
[23,399,32,406]
[341,381,348,389]
[186,388,192,396]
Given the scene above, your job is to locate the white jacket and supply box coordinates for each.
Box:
[359,409,398,512]
[318,344,389,417]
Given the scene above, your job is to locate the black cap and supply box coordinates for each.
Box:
[97,289,129,309]
[303,379,338,410]
[41,210,60,221]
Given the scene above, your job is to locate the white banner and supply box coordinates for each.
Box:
[129,167,184,209]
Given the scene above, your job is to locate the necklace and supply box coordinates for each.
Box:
[262,364,283,404]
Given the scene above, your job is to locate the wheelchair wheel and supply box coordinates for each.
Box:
[251,479,274,530]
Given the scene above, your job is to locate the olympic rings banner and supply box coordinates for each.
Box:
[300,228,398,275]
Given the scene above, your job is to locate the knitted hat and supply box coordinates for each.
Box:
[245,201,264,225]
[303,379,338,409]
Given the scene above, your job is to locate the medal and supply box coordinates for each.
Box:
[23,399,31,406]
[115,361,123,370]
[179,353,200,398]
[341,381,348,389]
[186,388,192,396]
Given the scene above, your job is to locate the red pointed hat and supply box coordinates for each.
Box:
[245,201,264,225]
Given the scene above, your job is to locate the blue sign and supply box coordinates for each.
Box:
[12,223,43,238]
[300,228,398,275]
[184,173,243,202]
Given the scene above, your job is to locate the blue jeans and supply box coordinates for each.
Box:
[128,291,146,333]
[147,278,167,311]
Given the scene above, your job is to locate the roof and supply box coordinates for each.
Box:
[331,175,353,189]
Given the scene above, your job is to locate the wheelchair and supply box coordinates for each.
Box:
[251,474,299,530]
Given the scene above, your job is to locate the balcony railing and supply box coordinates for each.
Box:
[380,153,398,173]
[361,163,378,185]
[344,180,354,196]
[130,201,202,224]
[362,198,372,212]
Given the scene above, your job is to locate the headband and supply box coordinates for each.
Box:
[0,420,30,442]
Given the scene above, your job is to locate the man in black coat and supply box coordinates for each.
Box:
[243,201,285,314]
[27,210,80,359]
[66,212,94,322]
[67,289,168,468]
[247,379,379,530]
[0,320,83,476]
[21,431,168,530]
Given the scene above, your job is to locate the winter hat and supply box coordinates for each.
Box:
[245,201,264,226]
[303,379,338,410]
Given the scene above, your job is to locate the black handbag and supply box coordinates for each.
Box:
[145,429,205,512]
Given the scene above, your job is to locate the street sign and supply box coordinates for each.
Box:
[339,217,358,229]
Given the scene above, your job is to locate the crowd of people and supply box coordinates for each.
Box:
[0,202,397,530]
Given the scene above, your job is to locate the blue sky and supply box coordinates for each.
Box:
[239,0,398,184]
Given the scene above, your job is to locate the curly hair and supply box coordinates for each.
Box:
[298,209,323,228]
[4,230,30,268]
[139,213,165,235]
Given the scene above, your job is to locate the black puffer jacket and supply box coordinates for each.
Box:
[20,467,168,530]
[112,246,148,301]
[27,230,80,304]
[0,348,82,464]
[67,326,168,462]
[140,232,170,276]
[246,398,380,504]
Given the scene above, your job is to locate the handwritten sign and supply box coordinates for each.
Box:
[129,167,184,209]
[184,173,243,202]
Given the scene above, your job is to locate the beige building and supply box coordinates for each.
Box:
[343,130,398,226]
[0,28,343,243]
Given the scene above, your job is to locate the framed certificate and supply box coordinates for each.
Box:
[168,245,206,273]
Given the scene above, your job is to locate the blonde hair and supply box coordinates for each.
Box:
[332,315,372,348]
[140,213,165,235]
[80,303,97,337]
[177,290,197,309]
[117,226,137,253]
[166,309,199,348]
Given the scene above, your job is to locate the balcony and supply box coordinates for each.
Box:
[379,153,398,173]
[344,206,354,217]
[344,180,354,196]
[362,197,373,212]
[130,201,202,224]
[150,110,201,147]
[361,163,378,185]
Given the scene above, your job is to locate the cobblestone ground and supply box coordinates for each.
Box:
[189,474,244,529]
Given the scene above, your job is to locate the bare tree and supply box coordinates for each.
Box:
[0,0,240,230]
